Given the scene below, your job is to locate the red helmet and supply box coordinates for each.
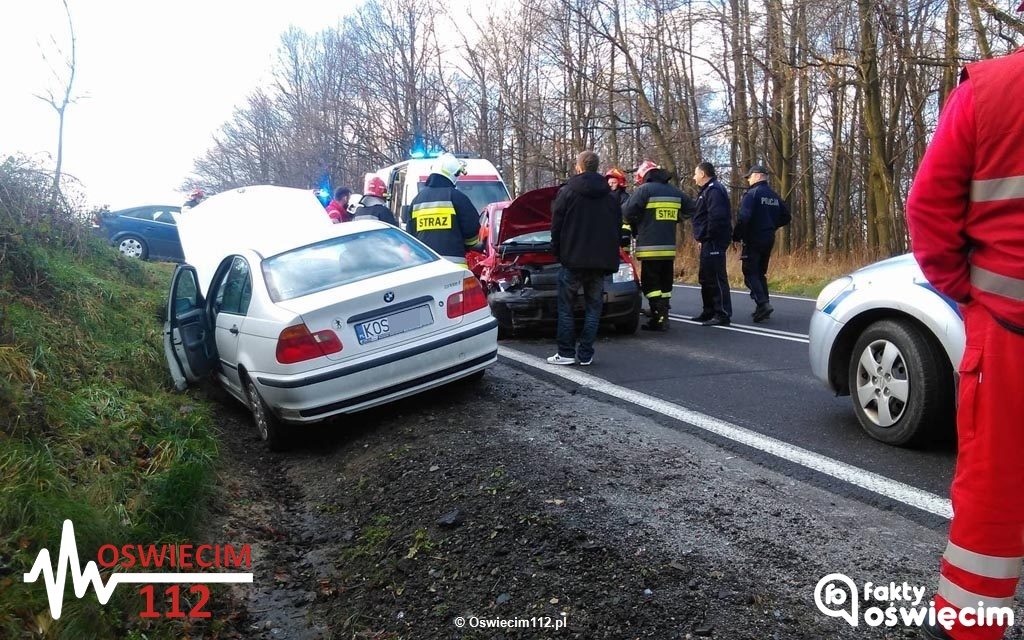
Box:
[364,176,387,198]
[634,160,659,185]
[189,188,205,200]
[605,167,627,188]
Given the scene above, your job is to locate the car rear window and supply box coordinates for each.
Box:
[261,228,437,302]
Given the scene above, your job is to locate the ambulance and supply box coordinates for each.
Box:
[373,154,511,226]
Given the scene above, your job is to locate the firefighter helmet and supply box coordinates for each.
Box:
[635,160,659,185]
[364,176,387,198]
[605,167,627,188]
[430,153,467,184]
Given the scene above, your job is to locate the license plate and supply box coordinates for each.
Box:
[354,305,433,345]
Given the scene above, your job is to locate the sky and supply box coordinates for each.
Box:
[0,1,356,211]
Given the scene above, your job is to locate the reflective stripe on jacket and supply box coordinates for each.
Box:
[624,176,693,261]
[405,175,481,260]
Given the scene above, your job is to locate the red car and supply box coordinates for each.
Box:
[467,186,642,336]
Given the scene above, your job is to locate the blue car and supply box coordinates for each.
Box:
[95,205,184,261]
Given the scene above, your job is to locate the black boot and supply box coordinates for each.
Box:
[752,302,774,322]
[642,300,668,331]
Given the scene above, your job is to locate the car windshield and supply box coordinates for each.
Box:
[261,228,437,302]
[501,230,551,246]
[419,180,510,214]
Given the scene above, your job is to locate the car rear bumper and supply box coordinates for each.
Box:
[487,281,641,331]
[252,316,498,422]
[808,309,844,391]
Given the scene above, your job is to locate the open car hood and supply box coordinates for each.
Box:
[177,185,338,295]
[494,186,559,246]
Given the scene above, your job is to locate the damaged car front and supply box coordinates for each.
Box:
[469,186,642,336]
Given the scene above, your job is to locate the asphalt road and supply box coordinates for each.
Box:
[500,282,957,525]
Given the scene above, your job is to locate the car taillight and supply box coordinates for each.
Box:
[275,324,343,364]
[446,276,488,319]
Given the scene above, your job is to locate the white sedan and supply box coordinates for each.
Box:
[808,254,964,446]
[163,186,498,450]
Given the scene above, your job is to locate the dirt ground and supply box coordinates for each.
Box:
[180,362,1022,640]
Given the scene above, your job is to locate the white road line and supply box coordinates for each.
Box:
[668,316,811,344]
[673,284,816,303]
[498,346,953,520]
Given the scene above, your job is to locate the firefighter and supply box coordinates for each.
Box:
[182,188,204,212]
[606,167,634,251]
[352,176,398,226]
[907,44,1024,640]
[405,153,480,267]
[624,160,694,331]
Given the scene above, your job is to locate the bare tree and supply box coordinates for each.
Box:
[34,0,79,201]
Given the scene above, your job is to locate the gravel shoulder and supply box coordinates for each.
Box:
[191,362,975,640]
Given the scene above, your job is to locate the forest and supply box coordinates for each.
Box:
[187,0,1024,257]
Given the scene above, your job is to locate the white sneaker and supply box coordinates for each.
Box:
[578,356,593,366]
[546,354,576,365]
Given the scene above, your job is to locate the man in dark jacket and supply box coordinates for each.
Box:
[624,160,695,331]
[732,163,790,322]
[547,150,622,366]
[691,161,733,326]
[405,153,480,266]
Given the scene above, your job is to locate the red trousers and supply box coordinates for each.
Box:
[937,302,1024,639]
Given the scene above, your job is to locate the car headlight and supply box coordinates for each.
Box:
[815,276,853,311]
[612,262,635,283]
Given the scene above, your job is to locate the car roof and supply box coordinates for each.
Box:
[176,185,388,294]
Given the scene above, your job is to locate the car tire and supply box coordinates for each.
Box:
[847,319,953,447]
[615,310,640,335]
[116,235,149,260]
[246,380,288,452]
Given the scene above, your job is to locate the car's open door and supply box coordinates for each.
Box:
[163,265,217,390]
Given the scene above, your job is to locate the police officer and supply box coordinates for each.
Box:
[732,163,790,322]
[624,160,694,331]
[691,161,733,326]
[352,176,398,226]
[405,153,480,267]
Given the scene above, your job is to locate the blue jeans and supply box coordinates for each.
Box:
[556,267,605,361]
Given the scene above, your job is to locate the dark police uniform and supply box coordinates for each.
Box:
[624,169,694,330]
[405,174,480,266]
[692,178,733,323]
[733,179,790,317]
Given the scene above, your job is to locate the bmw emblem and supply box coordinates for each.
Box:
[384,291,395,303]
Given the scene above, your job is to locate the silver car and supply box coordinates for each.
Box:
[164,186,498,450]
[809,254,964,446]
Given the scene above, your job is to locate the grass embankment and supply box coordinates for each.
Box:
[674,244,879,299]
[1,173,218,637]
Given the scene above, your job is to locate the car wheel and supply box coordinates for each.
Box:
[847,319,953,446]
[117,235,148,260]
[246,380,288,451]
[615,309,641,335]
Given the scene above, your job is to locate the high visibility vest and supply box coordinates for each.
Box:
[962,48,1024,330]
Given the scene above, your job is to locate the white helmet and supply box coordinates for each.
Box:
[430,153,467,184]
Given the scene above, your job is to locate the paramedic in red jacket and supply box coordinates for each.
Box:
[906,46,1024,640]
